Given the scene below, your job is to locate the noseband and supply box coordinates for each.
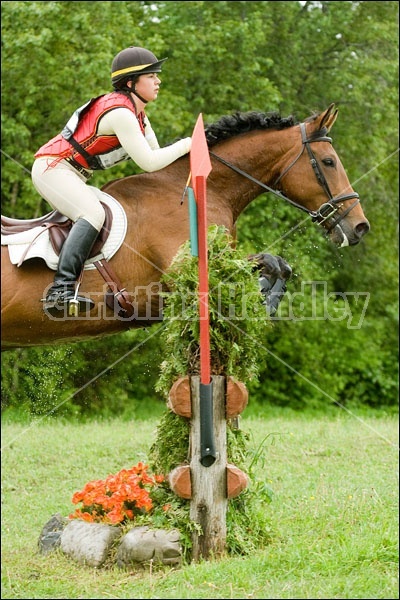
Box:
[209,122,360,233]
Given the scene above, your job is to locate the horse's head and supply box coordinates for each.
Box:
[274,104,370,247]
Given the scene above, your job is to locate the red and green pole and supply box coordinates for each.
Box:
[189,114,215,467]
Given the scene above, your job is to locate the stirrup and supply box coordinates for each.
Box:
[67,295,95,318]
[42,296,95,318]
[42,291,95,318]
[68,279,95,317]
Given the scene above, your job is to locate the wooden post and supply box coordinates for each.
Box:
[189,375,227,560]
[167,115,248,561]
[168,374,250,559]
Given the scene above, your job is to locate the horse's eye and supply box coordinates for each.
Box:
[322,157,335,167]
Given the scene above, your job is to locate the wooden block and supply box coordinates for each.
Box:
[226,463,248,498]
[226,377,248,418]
[168,376,191,418]
[169,465,192,499]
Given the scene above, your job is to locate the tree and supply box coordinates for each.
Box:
[1,1,398,415]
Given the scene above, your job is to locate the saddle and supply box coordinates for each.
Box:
[1,200,135,319]
[1,202,112,259]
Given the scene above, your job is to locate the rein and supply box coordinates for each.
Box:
[208,151,312,215]
[209,122,360,232]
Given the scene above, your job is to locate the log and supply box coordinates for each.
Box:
[168,465,191,499]
[189,375,227,560]
[226,464,248,498]
[167,376,191,418]
[168,375,248,419]
[226,377,248,418]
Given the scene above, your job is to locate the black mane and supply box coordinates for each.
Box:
[205,111,298,147]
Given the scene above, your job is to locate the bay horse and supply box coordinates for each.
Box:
[1,104,369,350]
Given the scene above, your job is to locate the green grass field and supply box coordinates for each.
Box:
[1,407,398,599]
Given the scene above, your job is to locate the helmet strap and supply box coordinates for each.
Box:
[117,79,149,105]
[132,89,148,104]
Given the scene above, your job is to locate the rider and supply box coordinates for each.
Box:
[32,46,192,317]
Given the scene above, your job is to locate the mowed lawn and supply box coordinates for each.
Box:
[1,408,398,599]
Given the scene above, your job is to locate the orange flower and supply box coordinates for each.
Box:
[69,463,164,524]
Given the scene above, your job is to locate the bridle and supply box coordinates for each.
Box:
[209,122,360,233]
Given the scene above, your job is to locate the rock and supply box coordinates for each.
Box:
[60,519,122,567]
[117,526,182,567]
[40,516,182,569]
[38,513,67,555]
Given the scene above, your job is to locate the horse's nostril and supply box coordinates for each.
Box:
[355,221,370,238]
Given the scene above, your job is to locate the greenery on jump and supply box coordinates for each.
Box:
[156,225,270,393]
[148,225,273,558]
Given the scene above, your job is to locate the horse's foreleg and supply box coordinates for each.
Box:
[248,252,292,315]
[248,252,292,280]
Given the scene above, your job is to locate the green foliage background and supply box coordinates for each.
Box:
[1,1,398,417]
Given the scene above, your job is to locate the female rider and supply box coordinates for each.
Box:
[32,46,192,317]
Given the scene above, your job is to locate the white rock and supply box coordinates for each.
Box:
[117,526,181,567]
[60,519,121,567]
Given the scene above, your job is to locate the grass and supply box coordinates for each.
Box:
[1,406,398,599]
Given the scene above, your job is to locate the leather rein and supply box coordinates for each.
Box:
[209,122,360,233]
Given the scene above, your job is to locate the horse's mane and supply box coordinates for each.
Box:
[205,110,298,147]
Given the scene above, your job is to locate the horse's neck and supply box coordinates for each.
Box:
[209,128,298,221]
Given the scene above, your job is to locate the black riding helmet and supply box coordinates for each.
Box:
[111,46,168,89]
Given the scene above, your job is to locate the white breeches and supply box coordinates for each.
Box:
[31,157,106,232]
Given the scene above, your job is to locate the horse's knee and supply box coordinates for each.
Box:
[275,255,292,280]
[249,252,278,275]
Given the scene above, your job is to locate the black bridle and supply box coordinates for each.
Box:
[209,122,360,233]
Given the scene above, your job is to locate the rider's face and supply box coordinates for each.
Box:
[133,73,161,103]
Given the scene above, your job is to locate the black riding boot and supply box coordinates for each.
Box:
[42,218,99,317]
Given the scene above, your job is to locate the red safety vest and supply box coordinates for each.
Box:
[35,92,146,169]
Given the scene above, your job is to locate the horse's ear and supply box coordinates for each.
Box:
[320,103,339,132]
